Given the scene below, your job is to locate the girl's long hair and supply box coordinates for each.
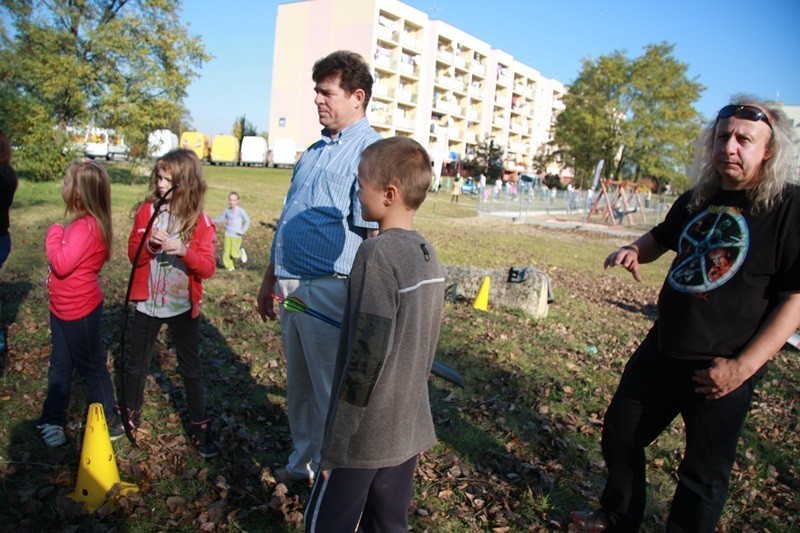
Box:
[64,160,113,259]
[0,129,12,165]
[142,149,207,240]
[690,95,798,214]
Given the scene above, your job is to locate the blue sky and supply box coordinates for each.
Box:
[180,0,800,136]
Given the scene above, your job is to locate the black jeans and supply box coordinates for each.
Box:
[122,310,206,422]
[600,329,761,532]
[39,303,115,427]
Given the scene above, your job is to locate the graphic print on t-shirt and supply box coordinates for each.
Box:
[667,207,749,293]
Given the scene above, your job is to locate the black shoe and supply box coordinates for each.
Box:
[115,405,141,434]
[190,419,219,459]
[570,511,610,532]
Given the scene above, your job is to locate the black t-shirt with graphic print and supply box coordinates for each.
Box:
[650,184,800,358]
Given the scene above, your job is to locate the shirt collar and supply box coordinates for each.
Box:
[321,116,370,143]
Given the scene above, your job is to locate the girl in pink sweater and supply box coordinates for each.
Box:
[38,160,122,447]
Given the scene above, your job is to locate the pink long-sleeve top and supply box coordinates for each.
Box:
[46,214,108,320]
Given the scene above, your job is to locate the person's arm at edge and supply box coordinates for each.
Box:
[603,232,668,282]
[693,290,800,399]
[257,261,277,321]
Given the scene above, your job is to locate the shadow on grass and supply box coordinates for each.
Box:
[0,280,33,378]
[106,304,292,527]
[605,298,658,320]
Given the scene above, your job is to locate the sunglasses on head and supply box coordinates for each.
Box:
[716,105,773,131]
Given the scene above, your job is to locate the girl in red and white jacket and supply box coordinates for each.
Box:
[119,149,218,458]
[38,160,122,447]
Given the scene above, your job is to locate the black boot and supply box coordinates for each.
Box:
[115,405,141,433]
[190,419,219,459]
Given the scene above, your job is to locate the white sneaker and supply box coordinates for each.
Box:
[38,423,67,447]
[240,248,248,263]
[228,266,235,271]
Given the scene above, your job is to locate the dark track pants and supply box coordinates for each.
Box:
[305,455,417,533]
[599,330,762,532]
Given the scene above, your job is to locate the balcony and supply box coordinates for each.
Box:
[401,34,422,50]
[377,25,397,42]
[374,55,393,69]
[466,109,481,121]
[373,84,392,98]
[397,61,417,76]
[395,89,415,103]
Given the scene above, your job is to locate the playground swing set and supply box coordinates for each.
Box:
[584,180,649,226]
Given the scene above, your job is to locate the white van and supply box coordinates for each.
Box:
[85,127,129,160]
[147,129,179,158]
[270,137,297,168]
[85,127,110,159]
[240,136,268,166]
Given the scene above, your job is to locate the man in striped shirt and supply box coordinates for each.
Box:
[257,50,381,484]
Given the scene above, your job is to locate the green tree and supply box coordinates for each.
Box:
[232,115,258,144]
[552,43,703,191]
[462,137,504,179]
[0,0,209,180]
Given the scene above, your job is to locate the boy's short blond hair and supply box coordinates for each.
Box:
[359,137,431,210]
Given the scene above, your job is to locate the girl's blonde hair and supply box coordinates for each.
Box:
[144,149,207,240]
[64,160,113,259]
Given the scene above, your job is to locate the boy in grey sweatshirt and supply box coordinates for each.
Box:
[304,137,445,532]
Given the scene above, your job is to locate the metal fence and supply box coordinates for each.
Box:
[474,186,672,227]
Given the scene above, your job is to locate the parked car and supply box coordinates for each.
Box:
[518,173,542,195]
[460,177,478,195]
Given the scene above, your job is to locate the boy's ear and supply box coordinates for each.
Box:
[384,184,399,205]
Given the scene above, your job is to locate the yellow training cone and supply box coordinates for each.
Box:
[68,403,138,512]
[473,276,490,311]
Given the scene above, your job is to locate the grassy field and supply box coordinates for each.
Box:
[0,164,798,531]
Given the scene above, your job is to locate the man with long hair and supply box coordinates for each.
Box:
[572,96,800,532]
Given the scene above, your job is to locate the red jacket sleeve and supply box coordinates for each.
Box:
[128,203,156,267]
[182,213,216,279]
[46,219,91,277]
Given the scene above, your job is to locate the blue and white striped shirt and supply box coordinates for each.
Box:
[270,117,381,279]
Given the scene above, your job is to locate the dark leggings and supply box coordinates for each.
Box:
[122,310,206,422]
[305,455,417,533]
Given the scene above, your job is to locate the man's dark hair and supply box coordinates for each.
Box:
[312,50,373,108]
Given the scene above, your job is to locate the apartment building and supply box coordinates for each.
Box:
[780,105,800,169]
[268,0,566,174]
